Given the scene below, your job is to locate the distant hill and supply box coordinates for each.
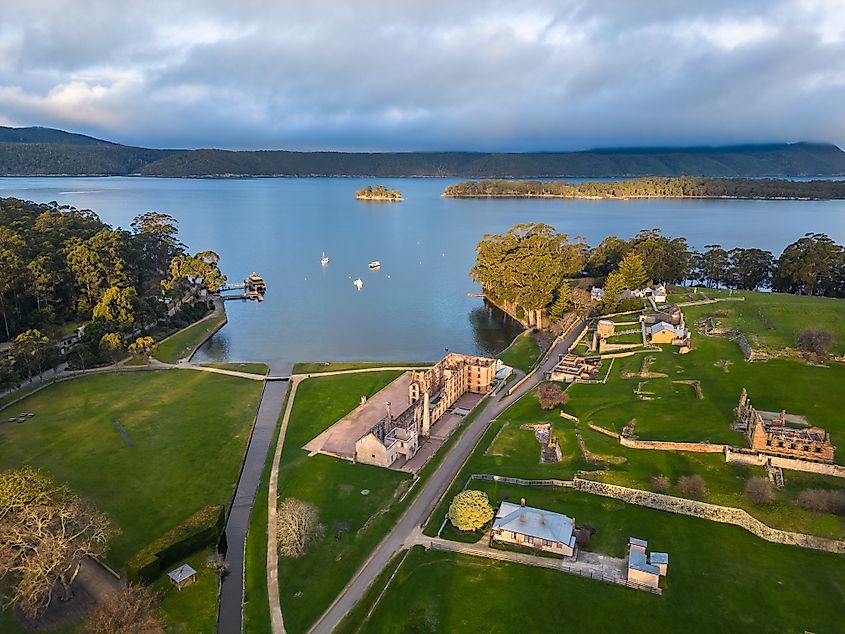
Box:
[1,126,844,177]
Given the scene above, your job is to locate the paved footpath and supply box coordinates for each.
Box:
[298,323,586,634]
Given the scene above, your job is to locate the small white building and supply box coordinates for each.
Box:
[591,287,605,301]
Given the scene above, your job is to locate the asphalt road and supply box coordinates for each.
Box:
[309,321,586,633]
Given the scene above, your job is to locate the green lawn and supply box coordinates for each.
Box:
[154,548,220,633]
[496,331,541,373]
[0,370,263,566]
[291,361,430,374]
[686,291,845,355]
[201,362,269,375]
[363,485,845,634]
[154,310,227,364]
[276,371,412,633]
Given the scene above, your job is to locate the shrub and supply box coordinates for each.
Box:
[796,488,845,515]
[447,490,494,532]
[85,585,163,634]
[650,475,671,492]
[536,382,569,410]
[744,477,774,504]
[796,328,834,358]
[676,474,707,498]
[276,498,325,559]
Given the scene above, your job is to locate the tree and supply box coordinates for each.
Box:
[447,490,494,531]
[727,248,773,290]
[698,244,730,288]
[164,251,227,295]
[84,585,164,634]
[586,236,629,277]
[99,333,124,363]
[0,228,27,340]
[617,252,648,289]
[127,336,155,359]
[599,270,626,312]
[569,287,594,317]
[93,286,137,327]
[0,467,114,616]
[12,329,49,381]
[549,284,572,320]
[276,497,324,558]
[536,382,569,409]
[629,230,692,283]
[650,475,671,491]
[796,328,834,359]
[772,233,844,296]
[676,474,707,498]
[796,489,845,515]
[744,477,774,504]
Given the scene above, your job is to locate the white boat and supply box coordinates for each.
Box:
[321,252,330,266]
[368,260,381,269]
[353,278,364,290]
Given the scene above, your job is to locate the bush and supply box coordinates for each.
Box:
[85,585,163,634]
[536,383,569,410]
[447,490,494,532]
[744,477,774,504]
[126,504,224,583]
[796,489,845,515]
[676,474,707,498]
[650,475,671,492]
[796,328,834,358]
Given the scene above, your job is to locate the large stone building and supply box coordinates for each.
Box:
[305,353,497,470]
[736,389,835,464]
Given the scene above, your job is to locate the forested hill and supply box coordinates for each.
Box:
[2,126,845,177]
[444,177,845,200]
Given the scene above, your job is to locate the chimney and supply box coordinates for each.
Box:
[519,514,525,523]
[520,498,525,507]
[386,401,392,422]
[540,515,545,525]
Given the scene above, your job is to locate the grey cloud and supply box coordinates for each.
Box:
[0,0,843,150]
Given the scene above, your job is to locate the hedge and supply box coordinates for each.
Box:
[126,504,225,583]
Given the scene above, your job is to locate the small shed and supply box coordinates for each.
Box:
[167,564,198,590]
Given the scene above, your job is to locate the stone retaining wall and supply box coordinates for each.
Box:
[587,423,620,439]
[619,438,727,453]
[725,448,845,478]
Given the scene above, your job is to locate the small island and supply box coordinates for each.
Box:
[355,184,404,201]
[443,177,845,200]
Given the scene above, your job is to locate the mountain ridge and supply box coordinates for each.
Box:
[1,126,844,178]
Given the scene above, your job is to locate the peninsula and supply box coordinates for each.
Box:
[444,177,845,200]
[355,184,403,201]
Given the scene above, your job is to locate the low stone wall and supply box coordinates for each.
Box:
[619,438,726,453]
[587,423,620,439]
[469,473,845,555]
[572,478,845,555]
[725,448,845,479]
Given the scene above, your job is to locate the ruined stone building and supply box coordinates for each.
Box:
[548,354,601,383]
[736,388,835,464]
[304,353,496,470]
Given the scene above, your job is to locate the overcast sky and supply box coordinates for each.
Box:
[1,0,844,151]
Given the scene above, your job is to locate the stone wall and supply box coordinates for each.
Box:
[725,448,845,478]
[619,438,727,453]
[571,478,845,555]
[587,422,620,439]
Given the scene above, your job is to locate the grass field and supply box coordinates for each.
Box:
[685,292,845,355]
[154,309,227,364]
[0,370,263,566]
[363,485,845,633]
[275,371,412,633]
[291,361,430,374]
[154,548,220,633]
[496,330,540,373]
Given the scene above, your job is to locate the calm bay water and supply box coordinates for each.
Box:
[2,176,845,372]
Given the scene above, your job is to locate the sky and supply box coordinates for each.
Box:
[1,0,844,152]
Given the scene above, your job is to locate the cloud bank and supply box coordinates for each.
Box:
[1,0,844,151]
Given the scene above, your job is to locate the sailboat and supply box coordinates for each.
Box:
[321,252,330,266]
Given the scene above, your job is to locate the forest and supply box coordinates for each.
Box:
[0,197,225,390]
[472,224,845,326]
[445,177,845,200]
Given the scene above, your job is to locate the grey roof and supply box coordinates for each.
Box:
[493,501,575,547]
[629,536,648,548]
[629,548,661,575]
[650,552,669,565]
[167,564,197,583]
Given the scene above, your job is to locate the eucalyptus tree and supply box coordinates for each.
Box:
[727,248,774,290]
[772,233,844,296]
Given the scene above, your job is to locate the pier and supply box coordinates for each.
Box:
[220,272,267,302]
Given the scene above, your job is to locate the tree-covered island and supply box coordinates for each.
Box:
[445,177,845,200]
[355,184,403,201]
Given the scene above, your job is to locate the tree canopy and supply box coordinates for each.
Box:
[447,490,494,532]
